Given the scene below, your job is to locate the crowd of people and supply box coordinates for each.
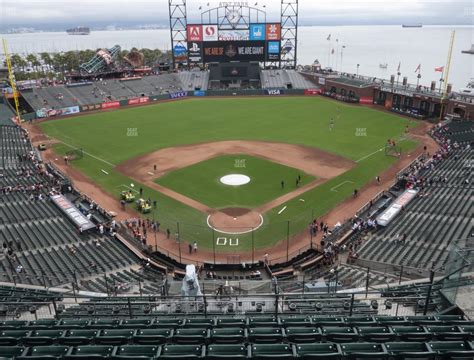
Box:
[124,217,163,246]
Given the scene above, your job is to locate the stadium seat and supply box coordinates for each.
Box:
[24,330,64,346]
[435,315,467,324]
[112,345,160,360]
[321,327,359,342]
[0,346,27,359]
[28,320,58,330]
[210,328,246,343]
[60,329,99,346]
[385,342,434,359]
[96,329,135,345]
[345,316,376,326]
[357,326,396,342]
[173,328,208,344]
[248,327,284,343]
[0,330,30,346]
[215,318,246,328]
[294,343,342,359]
[155,318,184,329]
[391,326,432,341]
[427,341,474,358]
[119,319,152,329]
[0,321,28,330]
[17,346,69,359]
[426,326,470,341]
[65,345,115,359]
[206,344,249,359]
[251,343,295,359]
[406,316,439,325]
[374,316,408,325]
[340,343,388,359]
[133,328,173,345]
[56,320,91,329]
[460,325,474,340]
[279,316,312,327]
[248,317,279,327]
[88,319,120,329]
[285,327,322,343]
[160,344,204,359]
[311,317,345,326]
[184,318,215,328]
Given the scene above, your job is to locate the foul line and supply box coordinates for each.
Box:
[356,135,409,163]
[59,140,116,167]
[331,180,354,192]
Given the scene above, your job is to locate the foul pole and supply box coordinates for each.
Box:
[2,39,21,122]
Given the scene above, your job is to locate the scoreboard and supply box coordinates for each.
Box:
[186,23,281,64]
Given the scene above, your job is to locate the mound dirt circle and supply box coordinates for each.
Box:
[207,208,264,235]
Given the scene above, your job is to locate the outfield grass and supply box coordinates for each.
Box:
[156,154,315,208]
[41,97,418,252]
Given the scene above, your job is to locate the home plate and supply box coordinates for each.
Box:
[278,206,287,215]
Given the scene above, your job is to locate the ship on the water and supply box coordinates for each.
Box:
[402,24,422,28]
[66,26,90,35]
[461,44,474,54]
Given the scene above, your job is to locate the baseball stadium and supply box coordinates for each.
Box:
[0,1,473,359]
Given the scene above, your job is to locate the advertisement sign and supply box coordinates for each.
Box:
[187,24,203,41]
[265,89,284,96]
[266,41,281,61]
[101,101,121,109]
[81,104,102,112]
[194,90,206,97]
[203,25,218,41]
[169,91,188,99]
[318,77,326,85]
[173,44,187,62]
[187,42,203,63]
[266,23,281,40]
[218,29,250,41]
[249,24,266,40]
[304,89,322,95]
[203,41,265,62]
[36,105,80,118]
[359,97,374,105]
[128,97,150,105]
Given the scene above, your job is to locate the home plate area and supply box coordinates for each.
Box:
[207,208,264,235]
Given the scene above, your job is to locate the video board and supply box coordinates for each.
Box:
[186,23,281,64]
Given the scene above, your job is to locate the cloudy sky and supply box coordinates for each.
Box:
[0,0,472,29]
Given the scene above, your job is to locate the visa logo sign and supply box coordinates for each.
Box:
[266,89,282,95]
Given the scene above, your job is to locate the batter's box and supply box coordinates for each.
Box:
[216,237,239,246]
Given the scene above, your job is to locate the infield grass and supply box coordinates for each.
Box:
[40,97,418,252]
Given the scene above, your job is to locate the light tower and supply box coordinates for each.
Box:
[280,0,299,69]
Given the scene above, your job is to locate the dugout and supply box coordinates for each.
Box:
[208,62,261,90]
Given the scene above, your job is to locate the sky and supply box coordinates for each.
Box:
[0,0,472,30]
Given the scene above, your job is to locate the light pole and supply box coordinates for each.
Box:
[340,45,346,73]
[356,64,360,76]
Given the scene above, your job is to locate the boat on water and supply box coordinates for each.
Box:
[461,44,474,54]
[379,63,388,69]
[66,26,90,35]
[402,24,422,28]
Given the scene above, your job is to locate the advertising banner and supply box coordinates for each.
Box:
[187,24,203,41]
[218,29,250,41]
[318,77,326,85]
[265,89,284,96]
[203,41,265,62]
[81,104,102,112]
[249,24,266,40]
[203,25,218,41]
[266,41,281,61]
[169,91,188,99]
[128,97,150,105]
[173,44,187,62]
[101,101,121,109]
[359,97,374,105]
[187,42,203,63]
[194,90,206,97]
[36,105,80,118]
[304,89,322,95]
[266,23,281,40]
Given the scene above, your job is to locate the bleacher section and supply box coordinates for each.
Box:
[178,71,209,91]
[260,69,316,89]
[0,102,14,126]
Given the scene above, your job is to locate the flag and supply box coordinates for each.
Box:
[414,64,421,73]
[435,66,444,72]
[397,62,401,72]
[327,34,331,41]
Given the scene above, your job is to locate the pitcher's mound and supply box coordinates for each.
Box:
[207,208,264,235]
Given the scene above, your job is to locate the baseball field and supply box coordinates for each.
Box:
[39,97,418,254]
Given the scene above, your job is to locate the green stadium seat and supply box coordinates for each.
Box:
[28,320,58,329]
[426,326,470,341]
[460,325,474,340]
[285,327,322,343]
[406,316,439,325]
[295,343,342,359]
[0,346,27,359]
[357,326,396,342]
[311,317,345,326]
[119,319,152,329]
[385,342,434,359]
[344,316,376,326]
[279,316,312,327]
[133,328,173,345]
[24,330,64,346]
[173,328,208,344]
[248,317,279,327]
[206,344,249,359]
[184,318,215,328]
[0,320,28,330]
[251,343,294,359]
[215,319,246,328]
[321,327,359,342]
[160,344,204,359]
[0,330,30,346]
[60,329,99,346]
[112,345,160,360]
[17,346,69,359]
[88,319,120,329]
[340,343,388,359]
[56,320,90,329]
[96,329,135,345]
[65,345,115,359]
[435,315,467,324]
[391,326,432,342]
[210,328,246,344]
[155,318,184,329]
[428,341,474,358]
[248,327,284,343]
[375,316,408,326]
